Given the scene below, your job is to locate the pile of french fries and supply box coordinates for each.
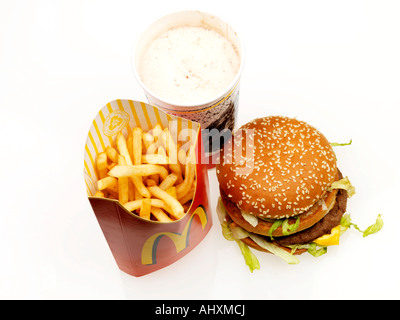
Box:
[94,123,196,222]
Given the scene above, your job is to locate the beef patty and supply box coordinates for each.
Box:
[222,187,348,247]
[274,188,348,246]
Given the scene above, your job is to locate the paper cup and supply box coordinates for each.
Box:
[83,99,212,277]
[132,10,244,165]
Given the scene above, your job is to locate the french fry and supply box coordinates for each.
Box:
[94,190,105,198]
[157,145,166,157]
[152,123,163,145]
[132,127,142,165]
[114,133,151,197]
[94,122,197,222]
[148,186,184,220]
[178,148,187,173]
[139,198,151,220]
[128,179,135,201]
[107,162,117,171]
[176,163,194,200]
[109,164,169,180]
[131,175,151,198]
[176,145,196,200]
[150,174,160,184]
[151,207,173,222]
[98,176,118,190]
[163,128,182,177]
[159,173,178,190]
[124,198,169,212]
[142,131,154,151]
[134,185,143,200]
[124,198,175,220]
[96,152,108,179]
[123,199,143,212]
[127,132,133,161]
[146,140,158,155]
[145,178,157,187]
[166,186,177,199]
[117,155,129,204]
[179,187,195,205]
[116,132,132,165]
[105,146,118,164]
[154,201,175,217]
[131,128,151,197]
[141,154,169,165]
[159,135,183,184]
[106,185,118,197]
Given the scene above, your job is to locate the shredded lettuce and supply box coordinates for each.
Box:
[340,213,383,237]
[282,216,300,235]
[216,198,383,271]
[220,216,260,272]
[268,220,283,239]
[231,224,251,240]
[289,213,384,257]
[231,223,300,264]
[248,233,300,264]
[330,139,352,146]
[241,211,259,227]
[221,221,234,241]
[267,216,300,238]
[235,239,260,273]
[288,244,309,254]
[216,197,228,224]
[340,213,352,232]
[218,198,298,268]
[288,213,384,258]
[287,243,327,257]
[307,243,328,257]
[328,176,356,197]
[363,214,384,237]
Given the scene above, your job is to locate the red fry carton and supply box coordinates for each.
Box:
[83,99,212,277]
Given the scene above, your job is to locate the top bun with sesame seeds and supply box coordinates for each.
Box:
[216,116,338,220]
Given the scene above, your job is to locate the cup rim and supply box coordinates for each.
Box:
[131,10,245,109]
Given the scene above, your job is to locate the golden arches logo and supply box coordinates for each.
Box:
[141,206,208,265]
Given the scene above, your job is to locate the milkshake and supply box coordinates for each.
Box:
[138,26,241,105]
[133,11,244,162]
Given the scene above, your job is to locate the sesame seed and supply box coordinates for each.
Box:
[218,115,337,217]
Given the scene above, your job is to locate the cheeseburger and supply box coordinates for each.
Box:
[216,116,376,269]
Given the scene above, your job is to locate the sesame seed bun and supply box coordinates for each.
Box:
[216,116,338,220]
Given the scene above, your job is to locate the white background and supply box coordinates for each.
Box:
[1,0,399,299]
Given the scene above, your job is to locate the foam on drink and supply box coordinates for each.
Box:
[138,26,240,105]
